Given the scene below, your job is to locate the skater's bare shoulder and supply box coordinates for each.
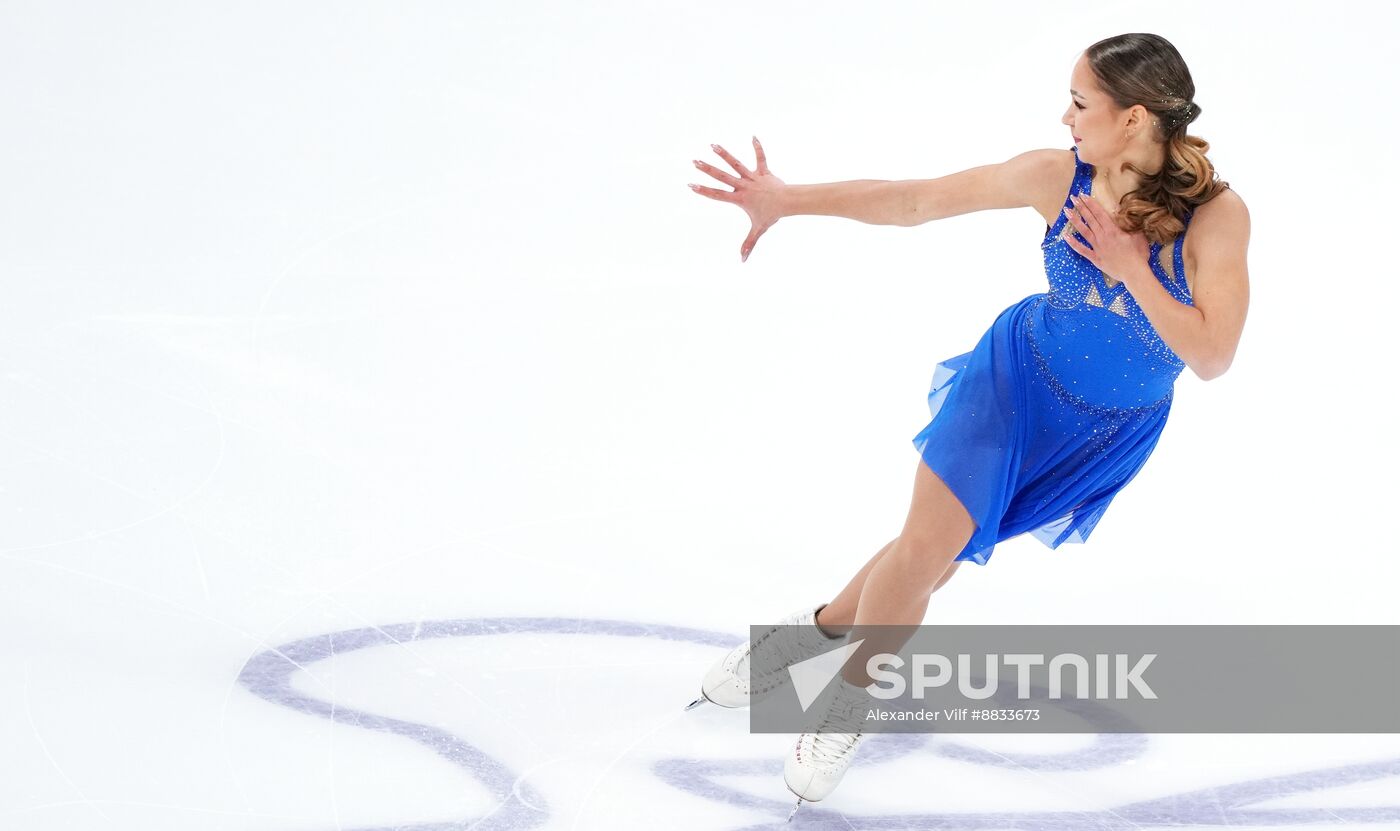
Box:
[906,148,1068,226]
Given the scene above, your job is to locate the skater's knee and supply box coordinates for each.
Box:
[931,560,962,593]
[885,533,965,592]
[883,459,976,593]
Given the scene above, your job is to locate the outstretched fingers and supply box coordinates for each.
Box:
[741,228,761,262]
[689,182,736,202]
[752,136,768,174]
[709,143,754,178]
[693,157,740,189]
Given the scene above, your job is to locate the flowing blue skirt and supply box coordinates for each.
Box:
[912,293,1173,565]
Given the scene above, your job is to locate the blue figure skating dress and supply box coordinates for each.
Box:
[912,145,1196,565]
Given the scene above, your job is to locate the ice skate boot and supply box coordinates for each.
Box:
[683,602,845,710]
[783,675,871,821]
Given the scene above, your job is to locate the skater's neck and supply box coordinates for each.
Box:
[1090,143,1167,209]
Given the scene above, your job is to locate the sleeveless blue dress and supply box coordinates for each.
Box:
[912,145,1195,565]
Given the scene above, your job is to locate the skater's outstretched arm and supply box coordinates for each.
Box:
[689,138,1064,262]
[777,148,1065,228]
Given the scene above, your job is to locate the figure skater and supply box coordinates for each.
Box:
[683,32,1251,818]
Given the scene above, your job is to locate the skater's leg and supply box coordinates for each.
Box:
[815,539,963,638]
[841,458,975,687]
[932,558,963,593]
[813,537,894,638]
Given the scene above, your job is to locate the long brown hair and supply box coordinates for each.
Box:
[1085,33,1231,245]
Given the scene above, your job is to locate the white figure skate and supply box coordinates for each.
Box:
[783,675,871,821]
[683,602,844,711]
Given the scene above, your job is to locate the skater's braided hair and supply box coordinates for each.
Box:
[1084,33,1231,246]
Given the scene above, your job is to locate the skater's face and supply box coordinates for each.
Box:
[1061,54,1107,154]
[1061,52,1153,163]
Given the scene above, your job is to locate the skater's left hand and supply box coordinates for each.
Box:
[1062,193,1152,289]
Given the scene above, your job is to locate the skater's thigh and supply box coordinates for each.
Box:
[901,458,976,554]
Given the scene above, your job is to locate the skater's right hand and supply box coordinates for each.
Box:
[688,136,788,263]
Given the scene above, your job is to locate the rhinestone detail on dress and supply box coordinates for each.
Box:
[1022,295,1174,418]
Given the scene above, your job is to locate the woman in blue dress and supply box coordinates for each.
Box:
[686,33,1251,815]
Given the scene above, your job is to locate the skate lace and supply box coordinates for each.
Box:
[746,624,833,691]
[808,686,867,766]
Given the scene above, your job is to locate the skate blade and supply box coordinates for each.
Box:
[682,691,711,711]
[787,798,803,822]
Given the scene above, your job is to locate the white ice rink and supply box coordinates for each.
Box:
[2,1,1399,828]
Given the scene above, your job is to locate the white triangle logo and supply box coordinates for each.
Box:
[787,638,866,712]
